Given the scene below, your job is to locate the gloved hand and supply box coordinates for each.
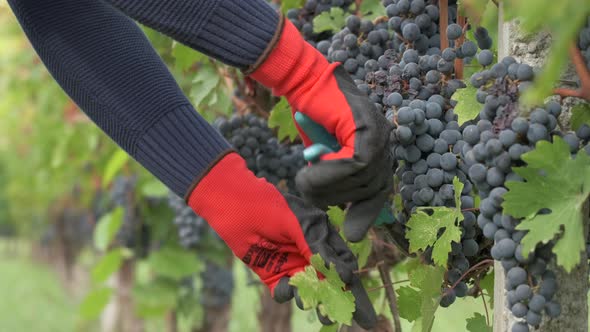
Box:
[187,152,376,329]
[248,17,394,243]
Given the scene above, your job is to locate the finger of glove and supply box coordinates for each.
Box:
[298,162,384,196]
[296,159,366,191]
[316,307,335,326]
[273,277,295,303]
[343,181,392,242]
[350,276,377,329]
[303,173,387,209]
[313,229,358,284]
[297,154,390,199]
[298,210,357,284]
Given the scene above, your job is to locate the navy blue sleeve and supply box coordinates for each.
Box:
[105,0,280,69]
[7,0,240,197]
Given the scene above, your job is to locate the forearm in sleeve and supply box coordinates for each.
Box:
[7,0,233,197]
[105,0,280,69]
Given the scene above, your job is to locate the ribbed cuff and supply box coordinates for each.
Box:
[249,20,330,105]
[107,0,279,68]
[135,105,232,197]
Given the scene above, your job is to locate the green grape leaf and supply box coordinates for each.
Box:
[190,65,220,107]
[327,206,346,228]
[269,97,299,142]
[132,279,179,318]
[452,84,480,125]
[503,137,590,272]
[406,178,465,267]
[349,235,372,268]
[396,286,422,322]
[102,149,129,188]
[141,180,169,198]
[91,248,131,284]
[570,103,590,131]
[466,312,492,332]
[281,0,306,14]
[359,0,386,20]
[289,254,355,325]
[79,287,113,320]
[409,264,445,332]
[313,7,346,33]
[93,207,124,252]
[148,247,202,280]
[479,271,494,308]
[172,43,209,71]
[319,324,340,332]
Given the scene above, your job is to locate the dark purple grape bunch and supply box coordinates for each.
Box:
[287,0,355,45]
[214,114,306,194]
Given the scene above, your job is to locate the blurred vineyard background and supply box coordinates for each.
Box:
[0,1,498,331]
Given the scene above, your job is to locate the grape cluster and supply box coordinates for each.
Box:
[168,192,208,249]
[200,262,234,309]
[110,176,149,253]
[318,16,395,81]
[214,114,306,194]
[384,0,456,55]
[460,56,590,331]
[287,0,355,44]
[578,17,590,68]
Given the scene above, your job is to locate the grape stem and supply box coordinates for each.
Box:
[480,289,490,326]
[372,229,403,332]
[447,259,494,293]
[553,45,590,102]
[367,279,411,292]
[439,0,449,51]
[353,260,385,274]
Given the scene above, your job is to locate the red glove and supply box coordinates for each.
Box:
[249,18,393,242]
[187,152,376,329]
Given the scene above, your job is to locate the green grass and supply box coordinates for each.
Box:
[0,255,79,332]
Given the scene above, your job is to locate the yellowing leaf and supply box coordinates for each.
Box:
[504,137,590,272]
[289,254,355,325]
[406,178,465,267]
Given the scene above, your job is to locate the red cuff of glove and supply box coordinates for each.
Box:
[250,20,356,159]
[187,153,312,292]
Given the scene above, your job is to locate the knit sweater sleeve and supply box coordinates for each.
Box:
[6,0,279,197]
[104,0,280,69]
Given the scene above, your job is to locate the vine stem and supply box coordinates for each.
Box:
[372,230,402,332]
[353,260,385,274]
[454,14,466,79]
[367,279,411,292]
[481,289,490,326]
[448,259,494,292]
[553,45,590,102]
[439,0,449,50]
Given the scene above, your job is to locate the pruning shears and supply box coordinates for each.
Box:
[294,112,395,226]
